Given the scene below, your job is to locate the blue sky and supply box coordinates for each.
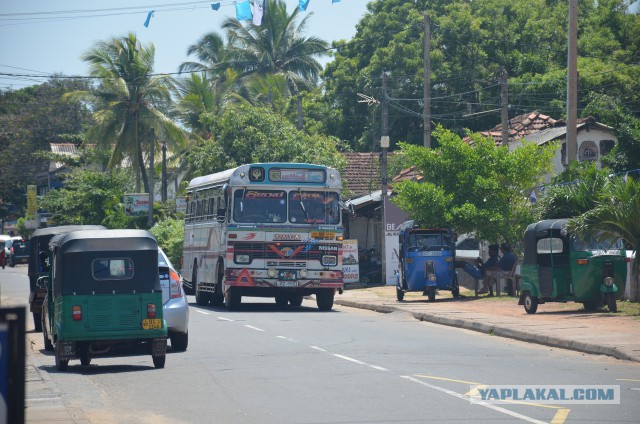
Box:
[0,0,369,89]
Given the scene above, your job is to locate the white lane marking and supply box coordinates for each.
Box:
[196,310,210,315]
[369,365,389,372]
[276,336,295,342]
[244,325,265,332]
[310,346,327,352]
[334,354,367,366]
[217,316,233,321]
[401,376,546,424]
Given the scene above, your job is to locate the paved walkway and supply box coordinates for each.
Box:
[336,285,640,363]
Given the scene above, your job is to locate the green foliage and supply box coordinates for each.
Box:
[187,104,346,178]
[149,217,185,266]
[393,126,555,244]
[40,168,132,227]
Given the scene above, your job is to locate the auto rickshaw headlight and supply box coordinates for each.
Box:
[428,274,437,282]
[267,268,277,278]
[604,276,614,287]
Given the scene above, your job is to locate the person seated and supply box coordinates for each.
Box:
[484,242,517,295]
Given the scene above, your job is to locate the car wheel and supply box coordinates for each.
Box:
[316,290,334,311]
[33,312,43,333]
[606,293,617,313]
[170,332,188,352]
[152,354,166,368]
[523,292,538,314]
[55,344,69,371]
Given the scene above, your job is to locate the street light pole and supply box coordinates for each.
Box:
[381,71,389,285]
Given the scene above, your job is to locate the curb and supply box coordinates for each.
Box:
[335,298,640,363]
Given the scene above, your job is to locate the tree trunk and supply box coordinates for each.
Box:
[628,256,639,302]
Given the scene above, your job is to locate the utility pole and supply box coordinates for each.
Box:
[566,0,578,165]
[380,71,389,285]
[161,140,167,203]
[147,128,155,229]
[500,67,509,146]
[423,14,431,148]
[296,91,303,130]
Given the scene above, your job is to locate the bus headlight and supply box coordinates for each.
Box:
[321,255,337,267]
[299,269,308,278]
[235,254,250,264]
[267,268,277,278]
[604,276,614,287]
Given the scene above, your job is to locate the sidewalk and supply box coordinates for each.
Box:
[336,285,640,363]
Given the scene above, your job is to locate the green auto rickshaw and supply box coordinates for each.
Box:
[519,219,628,314]
[40,229,167,371]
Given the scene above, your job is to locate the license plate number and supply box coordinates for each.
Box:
[276,281,298,287]
[142,319,162,330]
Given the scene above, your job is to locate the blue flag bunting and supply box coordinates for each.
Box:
[143,10,155,28]
[211,3,221,10]
[236,0,253,20]
[299,0,310,12]
[332,0,341,3]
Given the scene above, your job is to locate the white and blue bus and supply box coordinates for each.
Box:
[181,163,344,310]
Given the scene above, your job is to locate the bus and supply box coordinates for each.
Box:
[181,163,344,311]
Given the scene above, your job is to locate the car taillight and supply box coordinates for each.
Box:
[147,303,157,318]
[169,270,182,299]
[72,305,82,321]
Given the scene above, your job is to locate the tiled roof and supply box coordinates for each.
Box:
[464,111,561,145]
[49,143,79,172]
[342,152,382,199]
[392,166,423,183]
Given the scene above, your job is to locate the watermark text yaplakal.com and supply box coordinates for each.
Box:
[470,385,620,405]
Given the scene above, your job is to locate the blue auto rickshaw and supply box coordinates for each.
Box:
[397,222,459,301]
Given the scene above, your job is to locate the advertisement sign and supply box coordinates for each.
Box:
[0,308,26,424]
[124,193,150,216]
[384,197,410,285]
[342,239,360,283]
[26,185,37,218]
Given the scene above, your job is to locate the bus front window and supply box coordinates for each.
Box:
[289,191,340,224]
[233,190,286,223]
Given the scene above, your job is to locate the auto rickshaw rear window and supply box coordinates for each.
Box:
[92,258,134,280]
[536,237,564,254]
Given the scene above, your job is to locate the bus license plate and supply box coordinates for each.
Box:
[277,281,298,287]
[142,319,162,330]
[278,270,297,280]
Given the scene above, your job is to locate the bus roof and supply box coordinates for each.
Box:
[187,163,342,191]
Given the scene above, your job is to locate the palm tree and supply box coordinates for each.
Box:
[569,176,640,301]
[178,31,228,77]
[221,0,329,95]
[68,33,187,193]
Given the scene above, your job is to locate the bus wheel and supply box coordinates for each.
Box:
[212,264,225,306]
[289,294,303,307]
[316,290,334,311]
[194,265,208,306]
[225,287,241,311]
[275,295,289,308]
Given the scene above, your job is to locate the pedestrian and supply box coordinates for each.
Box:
[0,247,5,270]
[474,244,501,296]
[484,242,517,295]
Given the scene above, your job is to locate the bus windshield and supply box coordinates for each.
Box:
[233,189,287,223]
[289,191,340,224]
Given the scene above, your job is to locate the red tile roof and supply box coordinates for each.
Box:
[464,111,561,145]
[342,152,383,198]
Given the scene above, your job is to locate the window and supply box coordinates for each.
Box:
[233,189,287,223]
[288,191,340,224]
[536,238,564,254]
[600,140,615,156]
[92,258,134,280]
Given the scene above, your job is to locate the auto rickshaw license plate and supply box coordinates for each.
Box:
[142,319,162,330]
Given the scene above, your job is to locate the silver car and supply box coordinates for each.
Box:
[159,248,189,351]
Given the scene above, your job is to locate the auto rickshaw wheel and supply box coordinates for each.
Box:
[55,345,69,371]
[153,354,166,368]
[606,293,617,313]
[33,312,42,333]
[80,348,91,366]
[582,301,599,312]
[428,286,436,302]
[523,292,538,314]
[396,287,404,301]
[42,321,53,351]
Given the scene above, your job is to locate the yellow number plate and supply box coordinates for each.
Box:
[142,319,162,330]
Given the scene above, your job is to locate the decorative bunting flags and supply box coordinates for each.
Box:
[236,0,253,20]
[332,0,341,3]
[299,0,310,12]
[253,0,265,25]
[211,2,221,10]
[143,10,155,28]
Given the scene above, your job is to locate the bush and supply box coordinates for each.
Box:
[150,217,184,267]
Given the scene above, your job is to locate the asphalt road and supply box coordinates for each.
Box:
[2,266,640,423]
